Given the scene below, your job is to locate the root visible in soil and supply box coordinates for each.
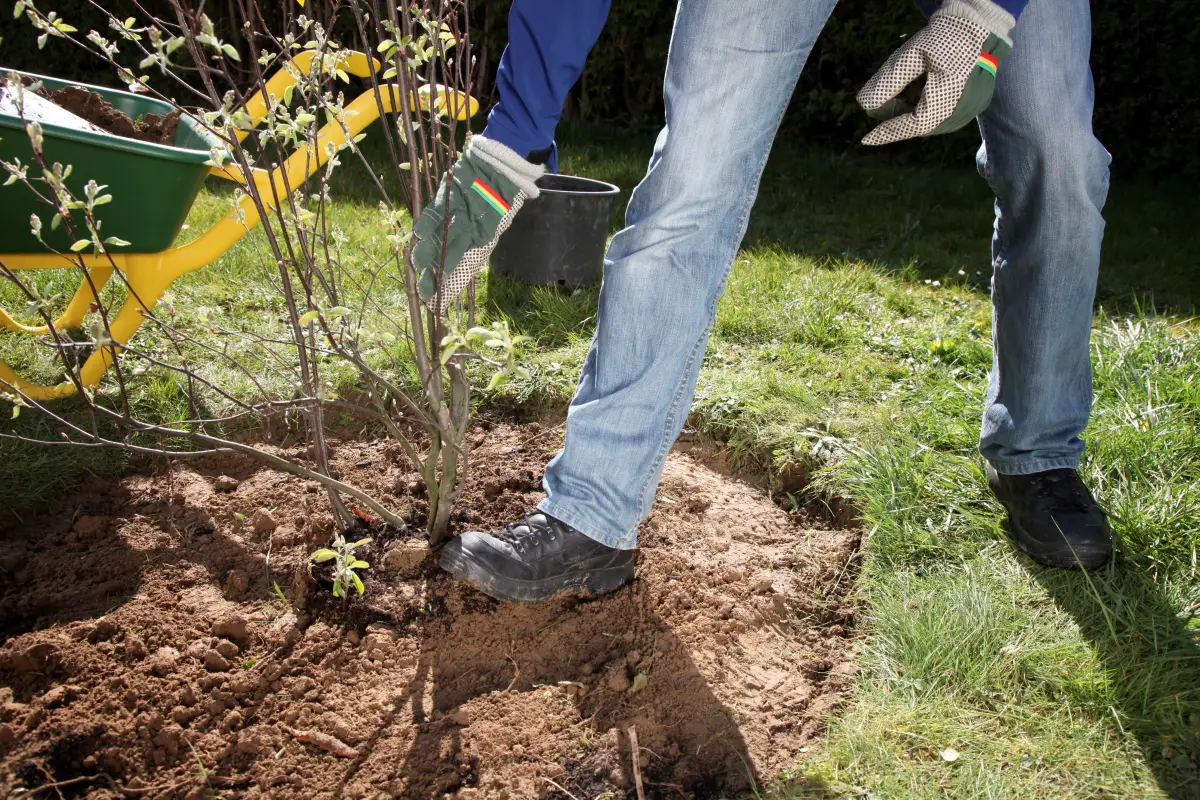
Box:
[0,424,860,799]
[38,85,180,145]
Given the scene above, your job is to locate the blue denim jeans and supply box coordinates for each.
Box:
[538,0,1110,549]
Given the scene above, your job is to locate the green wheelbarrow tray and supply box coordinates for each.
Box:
[0,49,482,402]
[0,67,222,254]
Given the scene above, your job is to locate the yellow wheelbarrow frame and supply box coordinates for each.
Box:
[0,50,476,401]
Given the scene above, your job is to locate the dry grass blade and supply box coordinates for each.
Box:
[542,776,584,800]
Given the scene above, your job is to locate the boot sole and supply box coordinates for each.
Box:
[439,546,636,605]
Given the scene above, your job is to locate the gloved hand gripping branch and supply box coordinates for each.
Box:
[413,135,545,313]
[856,0,1014,145]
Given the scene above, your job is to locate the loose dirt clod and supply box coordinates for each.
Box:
[203,651,230,672]
[250,508,278,535]
[214,475,239,492]
[0,425,859,798]
[212,613,250,645]
[382,539,428,571]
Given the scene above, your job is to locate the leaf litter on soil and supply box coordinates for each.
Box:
[0,424,859,798]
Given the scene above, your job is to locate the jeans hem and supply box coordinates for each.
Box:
[536,499,637,551]
[986,456,1081,476]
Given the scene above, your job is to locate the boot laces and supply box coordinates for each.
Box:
[496,514,558,556]
[1030,470,1092,513]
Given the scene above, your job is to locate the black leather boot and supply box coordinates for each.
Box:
[987,465,1113,569]
[439,512,637,604]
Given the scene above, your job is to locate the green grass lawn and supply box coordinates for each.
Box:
[2,124,1198,799]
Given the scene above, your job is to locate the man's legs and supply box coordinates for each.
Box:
[537,0,839,549]
[440,0,839,601]
[975,0,1114,566]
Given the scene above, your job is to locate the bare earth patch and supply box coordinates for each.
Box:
[0,425,859,798]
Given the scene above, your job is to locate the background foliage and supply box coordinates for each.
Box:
[1,0,1196,175]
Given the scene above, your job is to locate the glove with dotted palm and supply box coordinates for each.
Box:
[856,0,1014,145]
[412,136,544,313]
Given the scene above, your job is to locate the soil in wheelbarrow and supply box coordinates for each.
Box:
[35,84,181,145]
[0,422,861,799]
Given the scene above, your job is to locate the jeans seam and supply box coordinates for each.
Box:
[977,116,1012,270]
[988,456,1081,475]
[634,330,710,522]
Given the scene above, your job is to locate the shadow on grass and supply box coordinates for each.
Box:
[480,272,599,348]
[746,146,1200,314]
[1030,563,1200,799]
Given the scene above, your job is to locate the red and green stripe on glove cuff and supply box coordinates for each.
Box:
[412,136,543,313]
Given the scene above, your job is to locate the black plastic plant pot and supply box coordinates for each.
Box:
[489,174,620,288]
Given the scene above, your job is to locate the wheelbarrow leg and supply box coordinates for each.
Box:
[0,265,116,334]
[0,265,171,401]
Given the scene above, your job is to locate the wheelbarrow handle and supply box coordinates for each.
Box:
[236,49,479,145]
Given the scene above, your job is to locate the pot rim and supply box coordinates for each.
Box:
[534,173,621,197]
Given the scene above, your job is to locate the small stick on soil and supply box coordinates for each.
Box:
[504,652,521,692]
[281,724,359,758]
[542,777,584,800]
[628,726,646,800]
[645,779,689,797]
[27,761,106,798]
[115,778,191,796]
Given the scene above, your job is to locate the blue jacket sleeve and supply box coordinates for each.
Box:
[481,0,611,172]
[991,0,1028,19]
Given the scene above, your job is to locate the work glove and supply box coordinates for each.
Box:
[413,136,543,313]
[856,0,1014,145]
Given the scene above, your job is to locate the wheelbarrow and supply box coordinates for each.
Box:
[0,50,477,401]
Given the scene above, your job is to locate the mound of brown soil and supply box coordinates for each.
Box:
[40,85,180,145]
[0,425,859,799]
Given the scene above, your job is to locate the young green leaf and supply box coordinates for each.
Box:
[298,310,320,326]
[440,339,459,366]
[70,239,91,252]
[351,572,365,595]
[326,306,351,319]
[310,548,338,563]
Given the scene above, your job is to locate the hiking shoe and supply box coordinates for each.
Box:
[439,511,636,604]
[987,465,1113,569]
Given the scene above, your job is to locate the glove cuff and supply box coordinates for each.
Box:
[937,0,1015,46]
[467,135,544,199]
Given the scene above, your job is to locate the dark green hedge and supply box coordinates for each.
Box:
[3,0,1195,175]
[476,0,1200,177]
